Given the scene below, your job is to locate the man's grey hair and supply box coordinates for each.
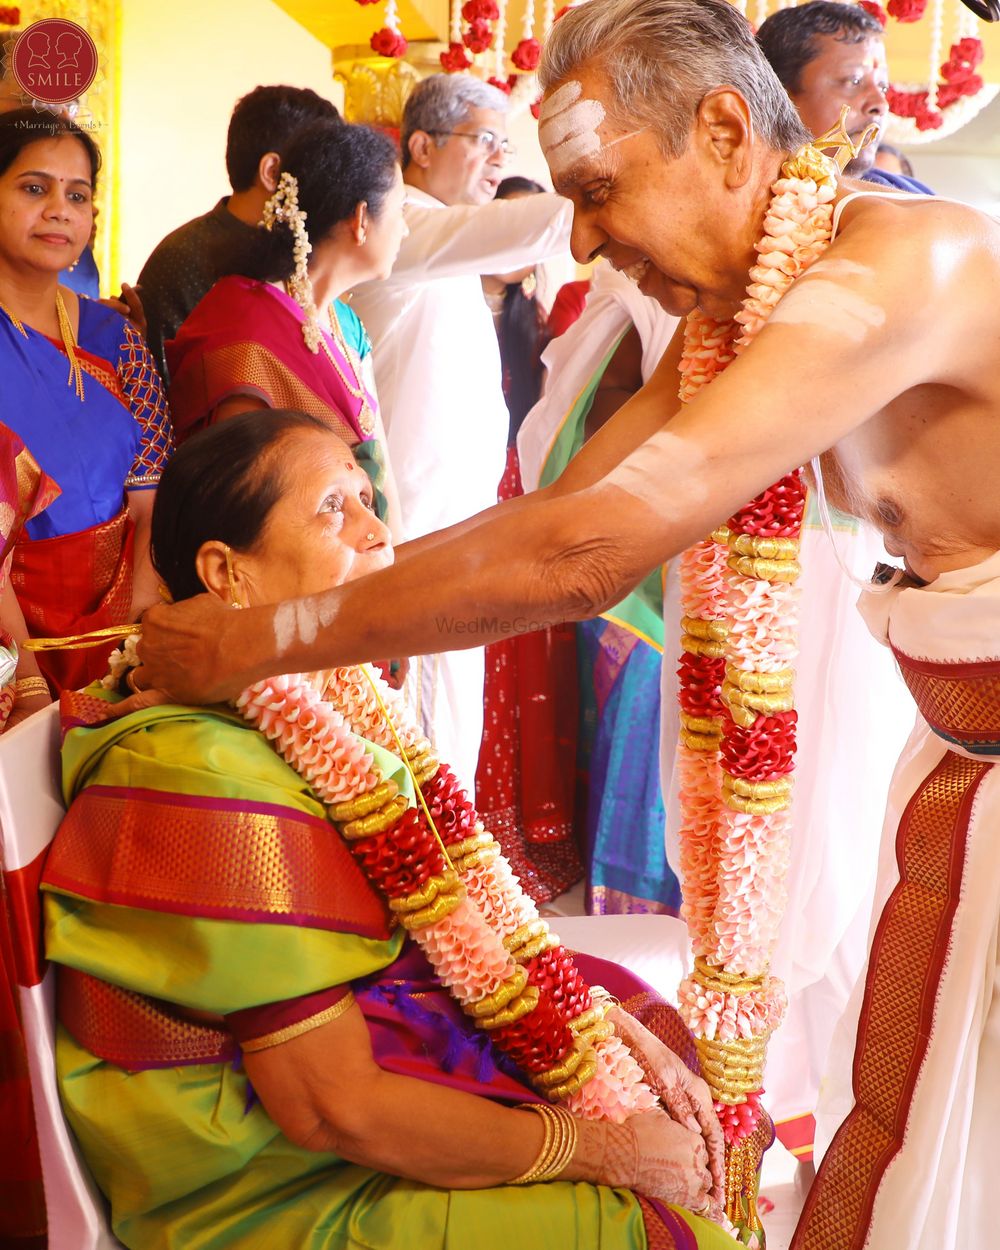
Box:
[401,74,509,169]
[539,0,810,159]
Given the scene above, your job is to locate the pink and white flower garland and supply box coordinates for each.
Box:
[235,663,658,1125]
[674,141,839,1226]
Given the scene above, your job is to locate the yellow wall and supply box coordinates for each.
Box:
[114,0,343,289]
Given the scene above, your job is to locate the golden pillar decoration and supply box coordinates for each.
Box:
[333,47,422,128]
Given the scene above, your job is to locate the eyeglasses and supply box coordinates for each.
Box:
[428,129,516,160]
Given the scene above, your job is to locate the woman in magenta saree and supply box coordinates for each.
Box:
[41,412,733,1250]
[167,120,407,525]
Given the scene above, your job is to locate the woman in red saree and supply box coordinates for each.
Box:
[167,120,407,531]
[0,110,173,695]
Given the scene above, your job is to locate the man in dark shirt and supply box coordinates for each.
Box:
[137,85,339,380]
[757,1,934,195]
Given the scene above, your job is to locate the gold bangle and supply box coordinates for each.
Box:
[509,1104,578,1184]
[13,676,49,699]
[510,1104,555,1185]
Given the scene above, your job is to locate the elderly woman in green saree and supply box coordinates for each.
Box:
[41,410,739,1250]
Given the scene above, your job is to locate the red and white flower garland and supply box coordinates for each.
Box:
[856,0,992,139]
[675,139,840,1230]
[235,662,659,1124]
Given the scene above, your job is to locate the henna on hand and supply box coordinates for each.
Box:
[569,1109,713,1210]
[609,1007,726,1205]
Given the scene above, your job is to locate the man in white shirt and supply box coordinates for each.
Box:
[352,75,572,794]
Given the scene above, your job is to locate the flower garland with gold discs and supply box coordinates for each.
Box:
[674,116,868,1242]
[235,660,660,1124]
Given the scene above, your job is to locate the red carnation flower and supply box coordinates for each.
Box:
[858,0,888,24]
[463,17,494,53]
[462,0,499,20]
[512,37,542,70]
[954,36,984,67]
[440,40,472,72]
[886,85,927,117]
[886,0,926,20]
[370,26,408,57]
[938,74,983,108]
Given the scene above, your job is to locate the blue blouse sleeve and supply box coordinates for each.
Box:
[333,299,372,360]
[78,302,175,491]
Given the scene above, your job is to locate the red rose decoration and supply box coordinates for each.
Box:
[463,17,494,53]
[512,37,542,71]
[440,40,472,72]
[370,26,408,57]
[954,36,984,68]
[487,75,513,94]
[886,85,927,117]
[915,107,944,130]
[886,0,926,18]
[462,0,499,19]
[938,75,982,108]
[858,0,888,23]
[936,36,985,109]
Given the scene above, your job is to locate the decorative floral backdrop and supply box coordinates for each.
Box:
[348,0,996,140]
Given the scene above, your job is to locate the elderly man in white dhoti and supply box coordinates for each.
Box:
[134,1,1000,1245]
[517,256,914,1172]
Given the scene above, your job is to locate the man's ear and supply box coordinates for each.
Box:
[407,130,434,170]
[258,151,282,194]
[696,88,755,188]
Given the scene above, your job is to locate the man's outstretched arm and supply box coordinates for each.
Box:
[136,209,959,703]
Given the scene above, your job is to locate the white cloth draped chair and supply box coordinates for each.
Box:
[0,701,122,1248]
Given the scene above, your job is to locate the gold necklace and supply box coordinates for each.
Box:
[0,289,85,401]
[322,305,375,438]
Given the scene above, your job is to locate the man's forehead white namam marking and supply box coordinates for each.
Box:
[538,80,607,178]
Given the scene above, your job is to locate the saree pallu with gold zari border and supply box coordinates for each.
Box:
[11,509,134,693]
[42,688,729,1250]
[795,553,1000,1250]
